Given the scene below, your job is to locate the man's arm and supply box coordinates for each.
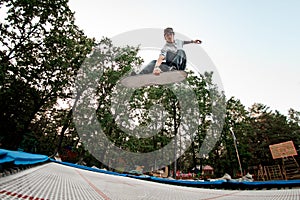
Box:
[153,55,165,75]
[183,40,202,44]
[155,55,165,67]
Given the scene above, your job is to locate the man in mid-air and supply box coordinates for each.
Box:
[138,27,201,76]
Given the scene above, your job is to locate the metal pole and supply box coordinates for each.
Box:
[173,99,177,179]
[230,128,243,177]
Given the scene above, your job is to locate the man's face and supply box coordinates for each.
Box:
[164,32,174,43]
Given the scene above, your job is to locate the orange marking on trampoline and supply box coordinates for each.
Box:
[76,170,111,200]
[0,190,48,200]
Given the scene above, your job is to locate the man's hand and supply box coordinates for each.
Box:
[153,67,161,75]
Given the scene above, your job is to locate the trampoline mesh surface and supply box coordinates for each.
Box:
[1,163,300,200]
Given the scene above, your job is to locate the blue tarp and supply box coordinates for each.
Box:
[0,149,49,165]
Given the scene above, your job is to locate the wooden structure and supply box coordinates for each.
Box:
[282,156,300,180]
[268,141,300,180]
[256,164,268,181]
[264,165,284,180]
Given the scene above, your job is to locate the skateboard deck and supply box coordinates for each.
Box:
[120,70,187,88]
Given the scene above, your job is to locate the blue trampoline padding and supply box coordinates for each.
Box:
[226,179,300,187]
[150,176,226,187]
[0,149,14,164]
[0,149,49,165]
[0,150,7,157]
[50,159,123,176]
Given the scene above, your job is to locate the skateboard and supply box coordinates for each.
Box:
[120,70,187,88]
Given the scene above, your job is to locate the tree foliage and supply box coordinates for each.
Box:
[208,101,300,177]
[0,0,94,149]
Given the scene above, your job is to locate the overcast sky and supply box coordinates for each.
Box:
[68,0,300,115]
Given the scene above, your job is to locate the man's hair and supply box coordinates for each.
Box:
[164,27,174,36]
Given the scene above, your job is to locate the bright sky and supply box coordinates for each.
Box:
[68,0,300,115]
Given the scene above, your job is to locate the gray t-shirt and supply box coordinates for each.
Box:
[160,39,191,57]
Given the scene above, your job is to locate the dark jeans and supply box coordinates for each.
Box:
[139,50,187,74]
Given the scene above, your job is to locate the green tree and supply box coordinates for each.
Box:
[249,104,281,165]
[209,97,251,177]
[0,0,94,149]
[288,109,300,163]
[73,38,146,168]
[171,71,226,175]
